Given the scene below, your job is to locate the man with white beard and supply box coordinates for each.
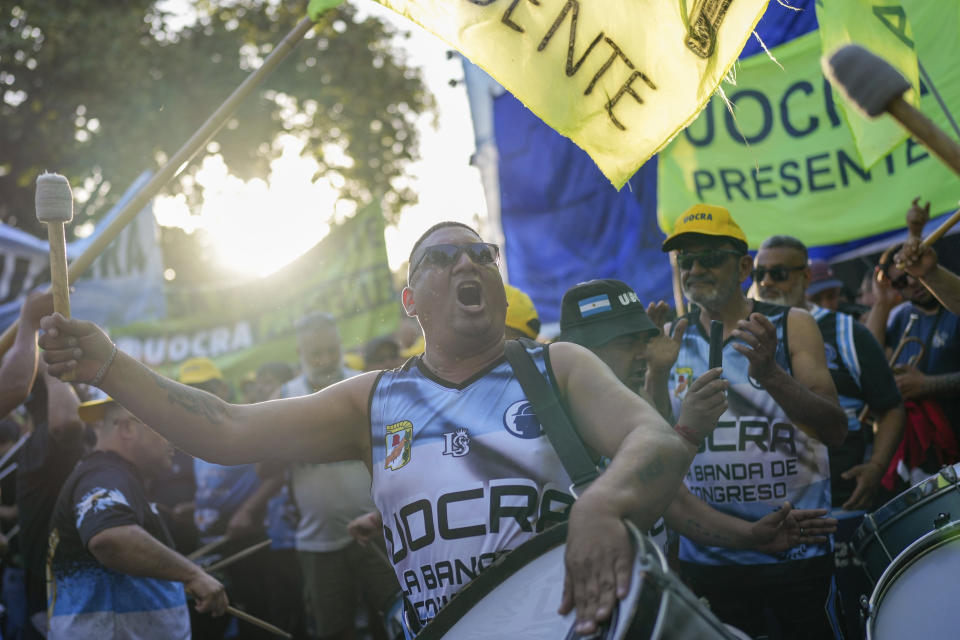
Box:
[753,236,904,512]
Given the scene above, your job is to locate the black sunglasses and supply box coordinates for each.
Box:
[677,249,743,270]
[410,243,500,278]
[751,265,806,283]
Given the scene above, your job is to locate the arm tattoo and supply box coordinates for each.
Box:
[150,371,226,424]
[684,518,733,545]
[633,454,665,484]
[927,372,960,396]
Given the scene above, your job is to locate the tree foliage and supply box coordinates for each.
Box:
[0,0,434,243]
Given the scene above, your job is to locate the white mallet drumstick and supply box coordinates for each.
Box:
[823,44,960,177]
[35,173,73,318]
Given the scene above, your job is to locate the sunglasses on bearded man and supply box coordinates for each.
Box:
[750,265,806,283]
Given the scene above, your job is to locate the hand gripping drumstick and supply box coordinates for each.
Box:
[823,44,960,178]
[35,173,74,380]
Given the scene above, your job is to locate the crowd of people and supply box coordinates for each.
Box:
[0,200,958,639]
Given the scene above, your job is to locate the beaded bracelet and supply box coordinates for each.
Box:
[91,343,118,387]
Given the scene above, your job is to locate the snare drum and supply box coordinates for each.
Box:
[864,520,960,639]
[416,521,746,639]
[853,463,960,583]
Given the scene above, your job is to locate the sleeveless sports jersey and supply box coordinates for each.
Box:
[811,305,863,433]
[370,343,575,627]
[668,302,831,566]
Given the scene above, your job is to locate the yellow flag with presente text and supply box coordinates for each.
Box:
[361,0,769,189]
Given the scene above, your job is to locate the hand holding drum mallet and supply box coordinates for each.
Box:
[35,173,74,379]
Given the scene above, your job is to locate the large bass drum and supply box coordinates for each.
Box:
[416,521,747,639]
[853,463,960,583]
[864,520,960,639]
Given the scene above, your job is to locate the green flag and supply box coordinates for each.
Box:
[816,0,921,168]
[657,0,960,248]
[109,203,399,383]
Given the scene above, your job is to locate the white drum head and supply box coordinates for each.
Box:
[871,534,960,639]
[442,543,574,639]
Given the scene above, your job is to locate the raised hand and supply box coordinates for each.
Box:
[731,313,780,381]
[676,367,728,442]
[646,314,688,376]
[38,314,115,384]
[895,236,938,279]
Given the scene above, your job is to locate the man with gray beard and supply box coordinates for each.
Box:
[754,236,904,512]
[659,205,847,640]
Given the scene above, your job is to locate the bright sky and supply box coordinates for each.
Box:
[153,1,487,279]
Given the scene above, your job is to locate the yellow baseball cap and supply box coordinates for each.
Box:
[77,397,118,423]
[662,204,748,252]
[505,284,541,339]
[178,357,223,385]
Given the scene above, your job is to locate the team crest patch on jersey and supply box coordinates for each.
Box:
[674,367,693,400]
[442,428,470,457]
[503,401,543,439]
[385,420,413,470]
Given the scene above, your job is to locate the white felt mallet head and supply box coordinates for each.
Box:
[35,172,74,224]
[35,171,74,331]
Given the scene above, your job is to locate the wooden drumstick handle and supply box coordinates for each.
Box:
[227,606,292,639]
[46,223,71,318]
[921,207,960,248]
[888,97,960,178]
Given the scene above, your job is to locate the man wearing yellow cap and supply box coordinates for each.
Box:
[659,204,847,639]
[47,397,227,638]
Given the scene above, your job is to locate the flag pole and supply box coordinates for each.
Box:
[0,15,318,356]
[669,252,687,317]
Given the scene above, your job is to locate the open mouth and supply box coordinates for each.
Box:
[457,282,483,307]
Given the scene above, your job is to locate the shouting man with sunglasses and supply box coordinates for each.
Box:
[38,221,720,637]
[660,205,847,640]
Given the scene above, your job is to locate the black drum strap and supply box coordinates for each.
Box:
[504,339,600,494]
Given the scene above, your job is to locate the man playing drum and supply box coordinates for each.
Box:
[39,222,723,636]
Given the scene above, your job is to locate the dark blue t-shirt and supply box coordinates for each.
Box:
[886,302,960,430]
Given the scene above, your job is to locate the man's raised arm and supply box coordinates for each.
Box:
[39,314,374,466]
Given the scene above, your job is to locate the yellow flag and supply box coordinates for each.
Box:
[371,0,769,188]
[816,0,921,168]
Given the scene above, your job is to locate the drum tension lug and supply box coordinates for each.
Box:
[859,594,871,617]
[934,512,952,529]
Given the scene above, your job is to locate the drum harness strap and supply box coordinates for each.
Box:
[504,339,601,497]
[406,341,602,637]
